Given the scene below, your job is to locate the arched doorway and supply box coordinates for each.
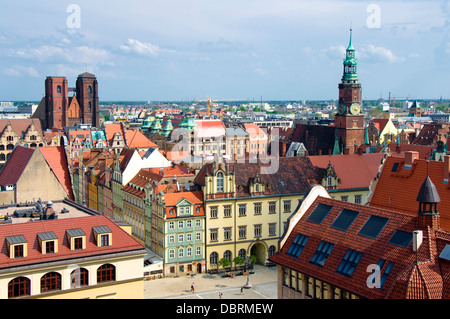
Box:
[250,242,267,265]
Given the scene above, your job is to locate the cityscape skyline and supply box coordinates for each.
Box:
[0,1,449,102]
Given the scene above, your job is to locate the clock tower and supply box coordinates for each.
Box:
[335,29,365,154]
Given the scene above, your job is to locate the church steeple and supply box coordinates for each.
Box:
[416,161,441,229]
[342,28,358,84]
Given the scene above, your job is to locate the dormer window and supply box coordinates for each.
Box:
[6,235,27,259]
[37,232,58,254]
[93,226,112,247]
[66,228,86,250]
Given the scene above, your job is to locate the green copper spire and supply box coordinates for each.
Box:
[342,28,358,83]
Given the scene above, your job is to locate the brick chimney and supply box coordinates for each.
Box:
[444,155,450,182]
[404,151,419,168]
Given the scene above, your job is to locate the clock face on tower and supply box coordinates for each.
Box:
[338,104,346,115]
[350,103,360,115]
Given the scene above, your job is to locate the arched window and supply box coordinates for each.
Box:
[8,277,30,298]
[71,268,89,288]
[0,145,4,150]
[88,86,92,94]
[97,264,116,283]
[6,144,14,150]
[224,250,232,262]
[238,249,246,259]
[216,172,224,192]
[57,85,61,94]
[0,154,5,161]
[210,252,218,265]
[40,272,61,293]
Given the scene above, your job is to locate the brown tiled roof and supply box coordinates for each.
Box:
[269,192,450,299]
[40,146,74,200]
[290,124,336,155]
[194,157,318,197]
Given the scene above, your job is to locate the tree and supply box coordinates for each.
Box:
[233,256,245,269]
[218,257,231,271]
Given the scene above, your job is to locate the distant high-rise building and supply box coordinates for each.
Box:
[335,29,365,154]
[33,72,100,130]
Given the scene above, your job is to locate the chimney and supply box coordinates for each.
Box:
[404,151,419,168]
[444,155,450,183]
[413,230,423,252]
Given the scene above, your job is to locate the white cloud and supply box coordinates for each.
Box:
[4,65,39,77]
[120,38,174,57]
[359,44,404,63]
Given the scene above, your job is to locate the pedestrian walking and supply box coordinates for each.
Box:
[240,286,244,295]
[219,291,223,299]
[190,282,195,293]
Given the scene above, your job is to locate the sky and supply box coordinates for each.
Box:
[0,0,450,102]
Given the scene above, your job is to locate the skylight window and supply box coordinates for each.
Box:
[336,249,363,277]
[310,241,334,266]
[286,233,309,258]
[388,230,412,248]
[331,209,359,231]
[307,203,333,224]
[391,162,399,172]
[358,215,389,239]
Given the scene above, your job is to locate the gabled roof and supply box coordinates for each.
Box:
[40,146,74,200]
[308,153,385,190]
[125,129,158,149]
[0,146,34,187]
[163,191,203,207]
[0,119,43,138]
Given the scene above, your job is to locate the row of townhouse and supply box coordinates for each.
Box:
[71,144,386,277]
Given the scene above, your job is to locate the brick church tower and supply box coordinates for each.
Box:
[44,76,69,130]
[76,72,100,128]
[34,73,100,130]
[335,29,365,154]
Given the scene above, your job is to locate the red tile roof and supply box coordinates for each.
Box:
[0,214,144,269]
[269,188,450,299]
[125,129,158,148]
[369,155,450,231]
[308,153,385,190]
[0,146,34,187]
[40,146,74,200]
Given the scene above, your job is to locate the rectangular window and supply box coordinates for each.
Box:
[196,232,201,241]
[268,223,276,236]
[187,233,192,241]
[169,235,175,243]
[187,247,192,257]
[238,204,246,217]
[178,234,184,243]
[223,205,231,218]
[179,248,184,258]
[341,196,348,202]
[169,250,174,259]
[169,222,175,230]
[186,220,192,228]
[14,245,24,258]
[74,237,83,250]
[238,226,246,239]
[196,219,201,227]
[269,201,276,214]
[224,227,232,241]
[354,195,362,204]
[283,200,291,213]
[196,247,201,255]
[337,249,363,277]
[210,229,218,242]
[210,206,218,219]
[254,224,262,238]
[100,235,109,247]
[178,221,184,229]
[310,241,334,266]
[45,241,55,254]
[287,233,309,257]
[254,202,262,215]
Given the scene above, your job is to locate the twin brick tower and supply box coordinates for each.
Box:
[33,72,100,130]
